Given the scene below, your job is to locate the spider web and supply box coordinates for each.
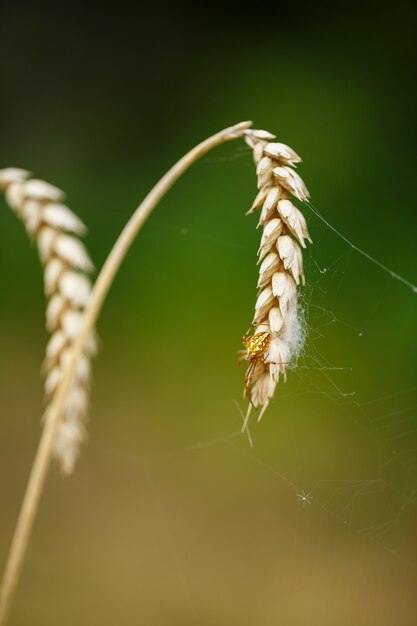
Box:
[86,161,417,625]
[2,146,415,625]
[89,149,417,625]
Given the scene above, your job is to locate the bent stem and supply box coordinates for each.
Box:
[0,120,252,625]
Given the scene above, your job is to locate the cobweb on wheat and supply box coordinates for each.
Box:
[63,146,417,623]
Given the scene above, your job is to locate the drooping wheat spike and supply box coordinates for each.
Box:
[241,129,312,425]
[0,167,96,474]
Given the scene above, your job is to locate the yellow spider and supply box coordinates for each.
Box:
[238,327,271,401]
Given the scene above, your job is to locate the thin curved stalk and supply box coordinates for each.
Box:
[0,120,252,625]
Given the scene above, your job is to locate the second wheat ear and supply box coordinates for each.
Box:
[239,130,311,428]
[0,169,96,474]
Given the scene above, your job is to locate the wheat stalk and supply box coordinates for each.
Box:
[241,130,312,427]
[0,168,96,474]
[0,121,255,625]
[0,122,308,626]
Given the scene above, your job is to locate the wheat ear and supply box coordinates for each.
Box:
[0,121,254,625]
[242,130,312,427]
[0,168,96,474]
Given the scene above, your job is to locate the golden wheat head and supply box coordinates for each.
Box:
[0,168,96,474]
[241,129,312,425]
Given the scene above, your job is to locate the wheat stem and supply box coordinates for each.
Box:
[0,120,253,625]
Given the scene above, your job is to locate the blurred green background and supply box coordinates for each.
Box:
[1,2,417,624]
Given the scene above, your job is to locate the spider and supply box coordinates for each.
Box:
[296,490,313,507]
[238,326,271,401]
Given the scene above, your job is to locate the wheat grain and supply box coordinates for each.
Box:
[0,168,95,474]
[241,130,312,425]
